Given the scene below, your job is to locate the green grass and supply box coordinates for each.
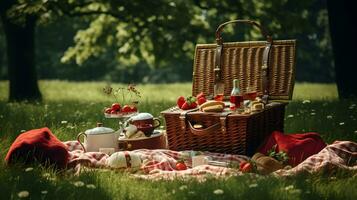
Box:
[0,80,357,200]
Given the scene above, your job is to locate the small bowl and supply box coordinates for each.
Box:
[136,124,155,137]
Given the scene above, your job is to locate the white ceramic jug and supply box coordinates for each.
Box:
[77,123,118,152]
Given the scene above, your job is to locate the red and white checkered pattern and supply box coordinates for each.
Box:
[274,141,357,176]
[63,140,357,180]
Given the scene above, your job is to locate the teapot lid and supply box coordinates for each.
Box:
[85,123,114,135]
[130,113,153,121]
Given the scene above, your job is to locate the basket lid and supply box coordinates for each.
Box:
[192,40,296,101]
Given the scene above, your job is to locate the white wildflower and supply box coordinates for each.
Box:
[302,100,311,104]
[310,112,316,116]
[179,185,187,190]
[287,114,294,118]
[42,173,51,178]
[354,130,357,134]
[18,191,29,198]
[284,185,294,191]
[339,122,345,126]
[61,121,68,124]
[249,183,258,188]
[213,189,224,195]
[20,130,26,133]
[73,181,85,187]
[25,167,33,172]
[326,115,333,119]
[86,184,96,189]
[41,191,48,195]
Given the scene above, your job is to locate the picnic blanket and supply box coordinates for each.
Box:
[64,140,248,180]
[64,140,357,179]
[274,140,357,176]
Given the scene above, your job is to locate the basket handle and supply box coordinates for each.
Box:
[215,19,272,45]
[214,19,272,95]
[188,121,221,136]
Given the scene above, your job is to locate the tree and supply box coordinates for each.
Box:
[327,0,357,98]
[0,0,42,102]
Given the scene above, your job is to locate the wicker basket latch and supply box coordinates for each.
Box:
[219,112,231,134]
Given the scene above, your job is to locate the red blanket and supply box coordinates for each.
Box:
[258,131,326,166]
[5,127,69,168]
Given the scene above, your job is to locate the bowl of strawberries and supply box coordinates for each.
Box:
[104,103,138,118]
[103,84,141,118]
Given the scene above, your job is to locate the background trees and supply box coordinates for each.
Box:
[1,0,349,101]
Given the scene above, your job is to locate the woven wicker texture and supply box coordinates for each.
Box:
[192,40,296,100]
[162,104,285,155]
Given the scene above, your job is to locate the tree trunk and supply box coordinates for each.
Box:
[1,14,42,102]
[327,0,357,99]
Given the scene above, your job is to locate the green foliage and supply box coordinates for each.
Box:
[1,0,334,83]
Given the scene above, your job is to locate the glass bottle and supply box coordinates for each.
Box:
[230,79,243,111]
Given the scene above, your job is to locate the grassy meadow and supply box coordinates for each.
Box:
[0,80,357,200]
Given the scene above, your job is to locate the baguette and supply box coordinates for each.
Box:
[202,104,224,112]
[199,101,225,111]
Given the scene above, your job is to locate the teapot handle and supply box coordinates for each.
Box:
[77,132,87,152]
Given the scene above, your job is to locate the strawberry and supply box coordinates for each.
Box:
[177,96,186,108]
[181,102,190,110]
[241,162,253,173]
[197,97,207,105]
[190,101,198,109]
[196,92,205,100]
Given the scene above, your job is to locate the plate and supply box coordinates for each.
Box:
[104,112,139,118]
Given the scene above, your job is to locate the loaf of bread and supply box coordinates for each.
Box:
[199,101,225,112]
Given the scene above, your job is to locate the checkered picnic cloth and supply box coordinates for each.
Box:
[63,141,248,179]
[63,140,357,179]
[274,141,357,176]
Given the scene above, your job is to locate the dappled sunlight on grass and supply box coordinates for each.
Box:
[1,80,357,199]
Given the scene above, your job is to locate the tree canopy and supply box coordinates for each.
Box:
[1,0,332,84]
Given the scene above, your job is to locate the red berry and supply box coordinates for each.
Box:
[196,92,205,100]
[122,105,132,112]
[110,110,117,114]
[239,161,252,173]
[197,97,207,105]
[130,105,137,112]
[111,103,121,111]
[176,162,187,170]
[181,102,190,110]
[105,108,112,114]
[177,96,186,108]
[190,101,198,109]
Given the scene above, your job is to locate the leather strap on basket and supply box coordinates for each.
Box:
[214,19,273,95]
[179,108,199,131]
[188,112,231,136]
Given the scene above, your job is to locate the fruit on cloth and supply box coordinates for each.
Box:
[111,103,121,111]
[196,92,205,100]
[178,96,197,110]
[181,101,197,110]
[239,161,253,173]
[199,101,225,112]
[177,96,186,108]
[197,97,207,105]
[176,162,187,170]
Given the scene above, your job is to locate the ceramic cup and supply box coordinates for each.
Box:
[128,113,161,136]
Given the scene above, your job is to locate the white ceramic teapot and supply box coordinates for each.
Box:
[77,123,118,152]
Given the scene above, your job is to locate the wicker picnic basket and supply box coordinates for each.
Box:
[161,20,296,155]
